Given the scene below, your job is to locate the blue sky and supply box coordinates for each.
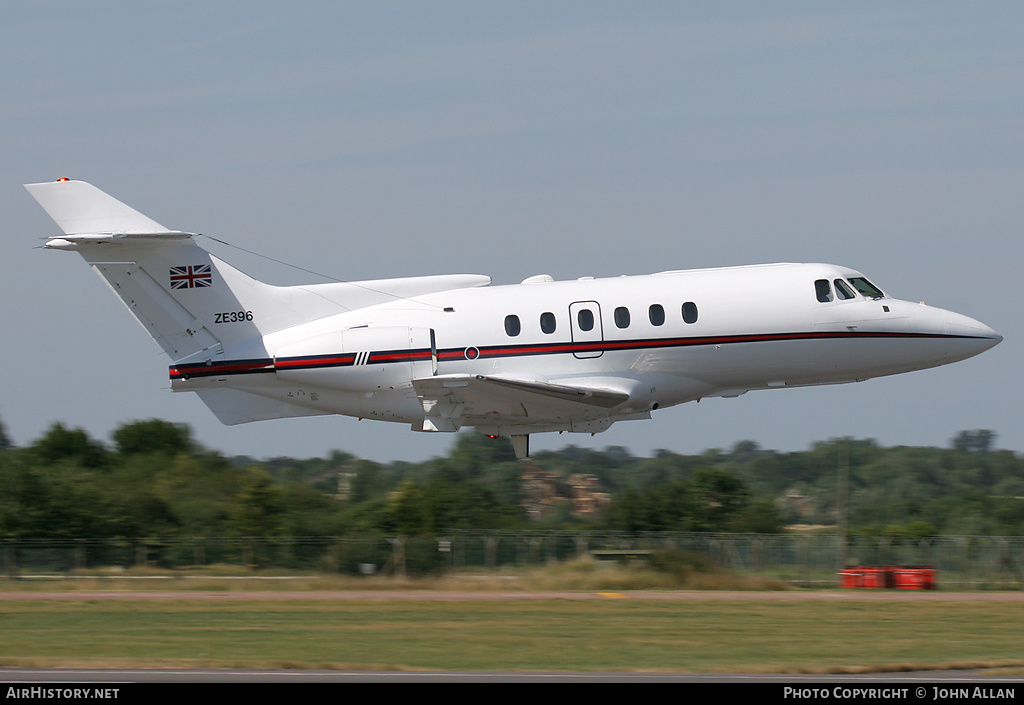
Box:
[2,2,1020,461]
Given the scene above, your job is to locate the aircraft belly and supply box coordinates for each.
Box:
[612,334,934,398]
[686,335,955,390]
[178,370,425,424]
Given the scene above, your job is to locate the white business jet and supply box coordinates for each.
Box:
[26,179,1001,459]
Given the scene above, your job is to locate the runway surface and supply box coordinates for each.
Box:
[3,590,1024,601]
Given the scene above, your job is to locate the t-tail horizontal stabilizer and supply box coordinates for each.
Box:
[25,179,178,236]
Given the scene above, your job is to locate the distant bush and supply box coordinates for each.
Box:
[647,548,717,579]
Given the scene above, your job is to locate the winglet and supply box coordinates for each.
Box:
[24,179,173,235]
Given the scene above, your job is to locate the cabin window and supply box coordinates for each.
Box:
[848,277,884,299]
[815,279,833,303]
[540,311,556,334]
[834,279,856,300]
[649,304,665,326]
[577,308,595,332]
[682,301,698,324]
[614,306,630,329]
[504,314,521,337]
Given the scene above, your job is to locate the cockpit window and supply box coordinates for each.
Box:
[848,277,884,299]
[815,279,833,303]
[834,279,856,300]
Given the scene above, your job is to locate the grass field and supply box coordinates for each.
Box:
[2,560,1023,674]
[3,594,1024,673]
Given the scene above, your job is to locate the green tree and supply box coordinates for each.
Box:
[606,468,780,533]
[688,467,750,531]
[442,432,517,480]
[113,419,195,456]
[952,430,996,454]
[728,497,785,533]
[607,479,695,532]
[425,478,517,530]
[348,459,391,503]
[0,455,49,536]
[389,481,431,535]
[229,470,285,537]
[280,483,348,536]
[152,452,247,536]
[29,423,108,469]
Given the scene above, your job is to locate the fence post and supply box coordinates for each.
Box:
[437,537,452,573]
[485,536,498,568]
[388,537,406,579]
[326,540,339,574]
[529,536,544,565]
[3,539,15,579]
[574,534,589,559]
[75,539,87,572]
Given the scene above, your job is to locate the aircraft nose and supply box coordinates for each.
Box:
[940,309,1002,360]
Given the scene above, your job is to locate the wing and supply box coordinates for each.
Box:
[412,373,632,434]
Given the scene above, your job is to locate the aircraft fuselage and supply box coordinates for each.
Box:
[168,261,1000,439]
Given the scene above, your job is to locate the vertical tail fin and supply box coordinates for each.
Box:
[25,179,333,361]
[27,179,492,366]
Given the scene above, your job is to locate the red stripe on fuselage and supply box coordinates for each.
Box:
[170,330,975,380]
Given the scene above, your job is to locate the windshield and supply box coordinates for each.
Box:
[847,277,885,299]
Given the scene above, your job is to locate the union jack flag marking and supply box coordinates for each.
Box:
[170,264,213,289]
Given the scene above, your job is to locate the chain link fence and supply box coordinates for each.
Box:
[3,533,1023,589]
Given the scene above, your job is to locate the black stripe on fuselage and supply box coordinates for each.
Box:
[168,330,985,380]
[169,358,275,380]
[437,330,978,361]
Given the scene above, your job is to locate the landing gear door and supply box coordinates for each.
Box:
[569,301,604,359]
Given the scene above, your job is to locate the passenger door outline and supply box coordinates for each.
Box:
[568,301,604,359]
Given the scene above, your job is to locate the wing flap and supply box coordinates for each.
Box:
[470,375,629,408]
[413,374,630,431]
